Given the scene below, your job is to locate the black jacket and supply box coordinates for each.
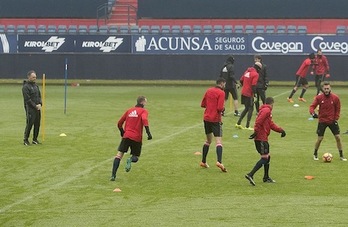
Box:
[220,56,237,89]
[22,80,42,110]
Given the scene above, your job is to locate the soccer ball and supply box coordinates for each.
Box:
[322,152,333,162]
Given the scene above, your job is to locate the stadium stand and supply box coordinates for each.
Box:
[297,25,307,34]
[276,25,286,34]
[140,25,150,34]
[192,25,202,34]
[203,25,212,34]
[223,25,233,34]
[245,25,255,34]
[182,25,191,34]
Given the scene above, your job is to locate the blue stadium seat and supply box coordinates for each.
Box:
[16,25,26,34]
[276,25,286,34]
[88,25,98,34]
[265,25,275,34]
[161,25,170,34]
[297,25,307,34]
[223,25,233,33]
[57,25,67,34]
[255,25,265,34]
[98,25,109,34]
[182,25,191,34]
[68,25,78,34]
[245,25,254,34]
[37,25,47,34]
[171,25,181,34]
[108,25,118,34]
[78,25,88,34]
[27,25,37,34]
[140,25,150,34]
[0,25,5,33]
[336,25,346,35]
[192,25,202,34]
[287,25,297,34]
[203,25,212,34]
[213,25,223,34]
[150,25,160,34]
[129,25,139,34]
[47,25,57,34]
[234,25,244,33]
[6,25,16,34]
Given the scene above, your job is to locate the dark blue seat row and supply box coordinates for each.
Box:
[0,24,308,35]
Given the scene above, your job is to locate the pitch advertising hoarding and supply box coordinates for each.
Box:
[131,34,348,55]
[13,34,348,55]
[18,35,131,53]
[0,34,17,53]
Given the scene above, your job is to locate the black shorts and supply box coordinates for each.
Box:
[204,121,223,137]
[254,140,269,155]
[224,87,238,100]
[317,122,340,137]
[118,138,142,156]
[241,95,253,107]
[294,75,308,87]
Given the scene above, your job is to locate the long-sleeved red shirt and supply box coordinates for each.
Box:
[314,55,330,75]
[309,92,340,124]
[240,67,259,97]
[118,106,149,142]
[296,58,312,78]
[253,104,283,141]
[201,86,225,122]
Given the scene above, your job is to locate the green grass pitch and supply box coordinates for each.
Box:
[1,83,348,226]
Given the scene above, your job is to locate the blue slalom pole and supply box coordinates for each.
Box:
[64,58,68,114]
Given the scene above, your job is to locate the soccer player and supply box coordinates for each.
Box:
[313,49,330,95]
[110,96,152,181]
[220,55,240,116]
[245,97,286,186]
[254,55,269,114]
[309,82,346,161]
[200,77,227,172]
[287,53,316,103]
[22,70,42,146]
[235,62,261,130]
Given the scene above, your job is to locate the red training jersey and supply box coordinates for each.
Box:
[309,92,340,124]
[253,104,283,141]
[201,86,225,122]
[314,55,329,75]
[117,106,149,142]
[240,67,259,97]
[296,58,312,78]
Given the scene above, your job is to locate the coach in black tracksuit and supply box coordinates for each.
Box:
[254,55,269,114]
[22,70,42,145]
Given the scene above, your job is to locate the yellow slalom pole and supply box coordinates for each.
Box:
[229,93,233,112]
[41,74,46,142]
